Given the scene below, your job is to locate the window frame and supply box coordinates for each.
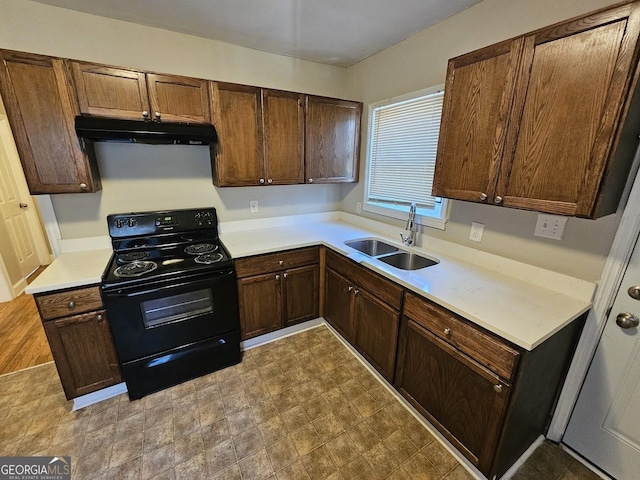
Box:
[363,85,449,230]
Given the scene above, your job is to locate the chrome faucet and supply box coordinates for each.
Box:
[400,203,417,246]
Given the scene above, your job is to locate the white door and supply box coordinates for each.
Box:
[564,234,640,479]
[0,128,40,278]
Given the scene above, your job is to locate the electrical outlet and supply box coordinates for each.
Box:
[534,214,567,240]
[249,200,259,214]
[469,222,484,242]
[356,202,362,214]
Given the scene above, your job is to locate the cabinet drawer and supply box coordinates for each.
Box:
[404,292,519,381]
[326,249,403,310]
[235,247,319,278]
[36,286,103,321]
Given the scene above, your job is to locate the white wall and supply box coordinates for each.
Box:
[343,0,627,281]
[0,0,347,238]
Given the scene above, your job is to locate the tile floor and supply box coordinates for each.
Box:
[0,325,601,480]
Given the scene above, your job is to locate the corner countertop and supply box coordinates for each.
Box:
[24,212,595,351]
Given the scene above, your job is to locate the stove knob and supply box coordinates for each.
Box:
[115,219,125,228]
[127,218,137,227]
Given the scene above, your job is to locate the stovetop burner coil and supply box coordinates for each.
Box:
[120,251,151,263]
[185,243,218,255]
[114,260,158,278]
[194,253,224,265]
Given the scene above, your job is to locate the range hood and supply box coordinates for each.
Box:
[75,116,217,145]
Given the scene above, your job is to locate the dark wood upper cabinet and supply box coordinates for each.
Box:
[433,38,523,204]
[263,89,305,185]
[72,62,210,123]
[211,82,264,187]
[146,73,210,123]
[305,96,362,184]
[71,62,149,120]
[433,1,640,218]
[0,51,101,194]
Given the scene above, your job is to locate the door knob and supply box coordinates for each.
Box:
[628,286,640,300]
[616,312,639,329]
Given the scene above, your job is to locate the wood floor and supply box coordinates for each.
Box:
[0,293,53,375]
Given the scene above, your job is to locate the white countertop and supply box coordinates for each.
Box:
[25,212,595,351]
[25,249,112,295]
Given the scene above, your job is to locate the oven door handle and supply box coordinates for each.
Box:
[104,269,235,298]
[138,337,230,369]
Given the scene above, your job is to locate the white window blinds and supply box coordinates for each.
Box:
[367,90,444,208]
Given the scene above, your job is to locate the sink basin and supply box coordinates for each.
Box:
[345,239,399,257]
[378,252,439,270]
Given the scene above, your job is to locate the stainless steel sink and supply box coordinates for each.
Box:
[378,252,439,270]
[345,239,399,257]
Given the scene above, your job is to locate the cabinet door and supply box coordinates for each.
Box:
[43,310,121,399]
[238,272,282,340]
[498,4,640,216]
[71,62,149,120]
[0,51,100,194]
[146,73,210,123]
[432,38,523,203]
[283,264,319,326]
[211,82,264,186]
[263,89,304,185]
[324,267,355,343]
[305,96,362,184]
[353,288,400,382]
[396,318,511,475]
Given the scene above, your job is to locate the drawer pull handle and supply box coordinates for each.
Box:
[68,301,75,309]
[275,274,280,280]
[96,314,103,321]
[493,384,503,394]
[283,273,288,279]
[444,328,451,337]
[278,260,284,265]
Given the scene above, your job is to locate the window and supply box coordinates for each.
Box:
[364,86,448,229]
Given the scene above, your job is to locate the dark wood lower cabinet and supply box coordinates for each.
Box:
[354,289,400,382]
[284,265,319,326]
[324,267,355,342]
[237,272,283,340]
[43,310,121,399]
[236,248,320,340]
[395,318,510,474]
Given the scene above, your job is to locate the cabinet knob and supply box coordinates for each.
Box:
[79,183,88,190]
[444,328,451,337]
[268,179,273,184]
[278,260,284,265]
[493,384,503,394]
[283,273,288,279]
[154,112,161,120]
[96,314,103,321]
[68,301,75,309]
[308,178,314,183]
[354,289,359,295]
[259,178,265,184]
[275,274,280,280]
[494,196,503,205]
[142,111,149,118]
[348,286,354,292]
[479,193,487,201]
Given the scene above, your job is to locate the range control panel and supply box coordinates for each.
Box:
[107,208,219,238]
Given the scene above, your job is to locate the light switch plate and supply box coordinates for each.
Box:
[249,200,259,214]
[469,222,484,242]
[534,214,567,240]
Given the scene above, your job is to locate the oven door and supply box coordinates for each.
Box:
[103,269,239,362]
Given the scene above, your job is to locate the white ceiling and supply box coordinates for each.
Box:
[31,0,482,67]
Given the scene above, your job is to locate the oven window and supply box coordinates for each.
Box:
[141,289,213,328]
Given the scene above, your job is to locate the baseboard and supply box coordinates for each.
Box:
[560,444,612,480]
[72,382,127,410]
[499,436,545,479]
[240,318,325,350]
